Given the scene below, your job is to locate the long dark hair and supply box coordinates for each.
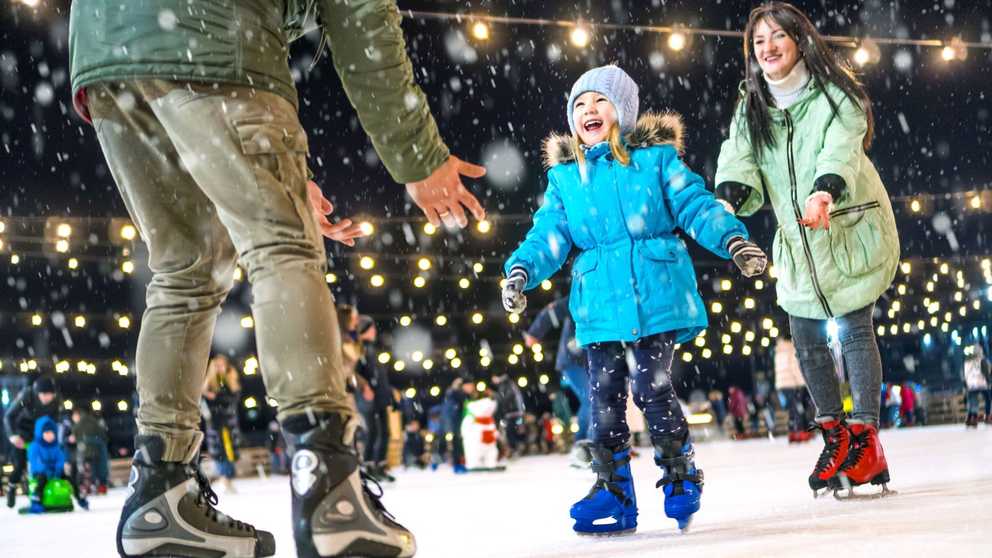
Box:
[740,2,874,161]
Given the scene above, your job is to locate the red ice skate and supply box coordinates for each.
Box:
[807,419,849,497]
[830,423,894,500]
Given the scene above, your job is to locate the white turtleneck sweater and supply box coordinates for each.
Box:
[764,59,811,110]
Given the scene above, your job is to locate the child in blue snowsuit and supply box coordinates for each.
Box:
[27,416,88,512]
[502,65,767,535]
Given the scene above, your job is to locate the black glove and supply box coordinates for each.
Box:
[501,268,528,313]
[728,237,767,278]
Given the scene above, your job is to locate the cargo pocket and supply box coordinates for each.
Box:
[234,119,315,242]
[828,202,885,278]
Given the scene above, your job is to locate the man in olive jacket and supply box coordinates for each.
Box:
[69,1,485,557]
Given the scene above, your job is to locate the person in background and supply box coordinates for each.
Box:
[707,390,728,434]
[70,408,110,494]
[355,316,395,483]
[963,344,991,428]
[885,384,902,429]
[27,416,88,513]
[426,404,447,471]
[524,296,591,466]
[202,355,242,494]
[267,419,289,475]
[402,419,426,469]
[913,384,928,426]
[899,382,916,427]
[4,376,62,509]
[728,386,750,439]
[491,372,527,458]
[776,339,812,443]
[443,378,472,473]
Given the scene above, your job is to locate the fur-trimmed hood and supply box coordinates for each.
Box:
[542,112,685,168]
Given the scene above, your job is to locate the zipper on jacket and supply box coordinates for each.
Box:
[784,111,833,318]
[829,201,880,218]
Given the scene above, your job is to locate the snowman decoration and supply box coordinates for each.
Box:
[461,397,502,471]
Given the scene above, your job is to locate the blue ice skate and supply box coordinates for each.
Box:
[654,438,703,533]
[569,445,637,536]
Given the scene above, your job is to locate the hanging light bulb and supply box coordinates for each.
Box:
[570,25,591,48]
[471,21,490,41]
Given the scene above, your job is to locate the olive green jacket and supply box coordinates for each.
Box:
[715,82,899,320]
[69,0,449,183]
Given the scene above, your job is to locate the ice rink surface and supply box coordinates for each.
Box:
[2,424,989,558]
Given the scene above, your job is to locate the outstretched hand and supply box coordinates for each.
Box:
[406,155,487,229]
[306,180,368,247]
[799,192,834,230]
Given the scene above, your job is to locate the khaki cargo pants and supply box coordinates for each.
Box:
[88,80,352,462]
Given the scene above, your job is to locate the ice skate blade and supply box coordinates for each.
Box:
[678,517,693,534]
[833,484,897,501]
[575,528,637,538]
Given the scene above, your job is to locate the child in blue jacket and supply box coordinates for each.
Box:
[27,415,88,512]
[501,65,767,535]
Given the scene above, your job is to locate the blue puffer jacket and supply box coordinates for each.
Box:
[505,113,750,346]
[28,416,65,478]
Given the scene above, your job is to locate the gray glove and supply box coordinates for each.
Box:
[502,268,528,313]
[728,237,767,278]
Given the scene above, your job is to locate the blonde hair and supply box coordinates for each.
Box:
[205,355,241,394]
[572,123,630,181]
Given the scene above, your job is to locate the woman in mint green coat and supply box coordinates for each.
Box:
[715,2,899,498]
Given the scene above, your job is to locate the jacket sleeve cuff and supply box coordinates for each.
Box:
[508,266,529,283]
[813,174,847,201]
[715,181,752,212]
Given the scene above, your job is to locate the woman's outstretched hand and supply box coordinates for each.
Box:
[799,191,834,230]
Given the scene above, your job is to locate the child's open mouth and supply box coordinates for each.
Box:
[583,119,603,132]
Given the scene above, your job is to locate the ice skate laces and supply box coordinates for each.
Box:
[811,423,845,474]
[359,468,397,522]
[839,429,868,471]
[191,466,254,533]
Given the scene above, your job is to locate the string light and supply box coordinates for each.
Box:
[120,224,137,240]
[359,256,375,270]
[370,274,385,287]
[471,21,490,41]
[359,222,375,236]
[569,25,591,48]
[476,219,492,234]
[667,32,687,51]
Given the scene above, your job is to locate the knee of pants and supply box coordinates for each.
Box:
[795,345,833,368]
[147,255,237,307]
[838,324,876,347]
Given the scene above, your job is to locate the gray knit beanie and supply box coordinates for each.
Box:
[566,65,640,135]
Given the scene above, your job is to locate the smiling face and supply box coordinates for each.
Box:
[572,91,618,146]
[752,18,800,81]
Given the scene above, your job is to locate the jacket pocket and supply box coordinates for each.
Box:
[828,201,886,278]
[772,227,797,292]
[569,250,599,322]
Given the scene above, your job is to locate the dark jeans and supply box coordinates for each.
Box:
[7,448,27,486]
[586,333,686,449]
[561,365,591,441]
[780,388,811,431]
[790,304,883,424]
[363,407,390,465]
[966,389,992,415]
